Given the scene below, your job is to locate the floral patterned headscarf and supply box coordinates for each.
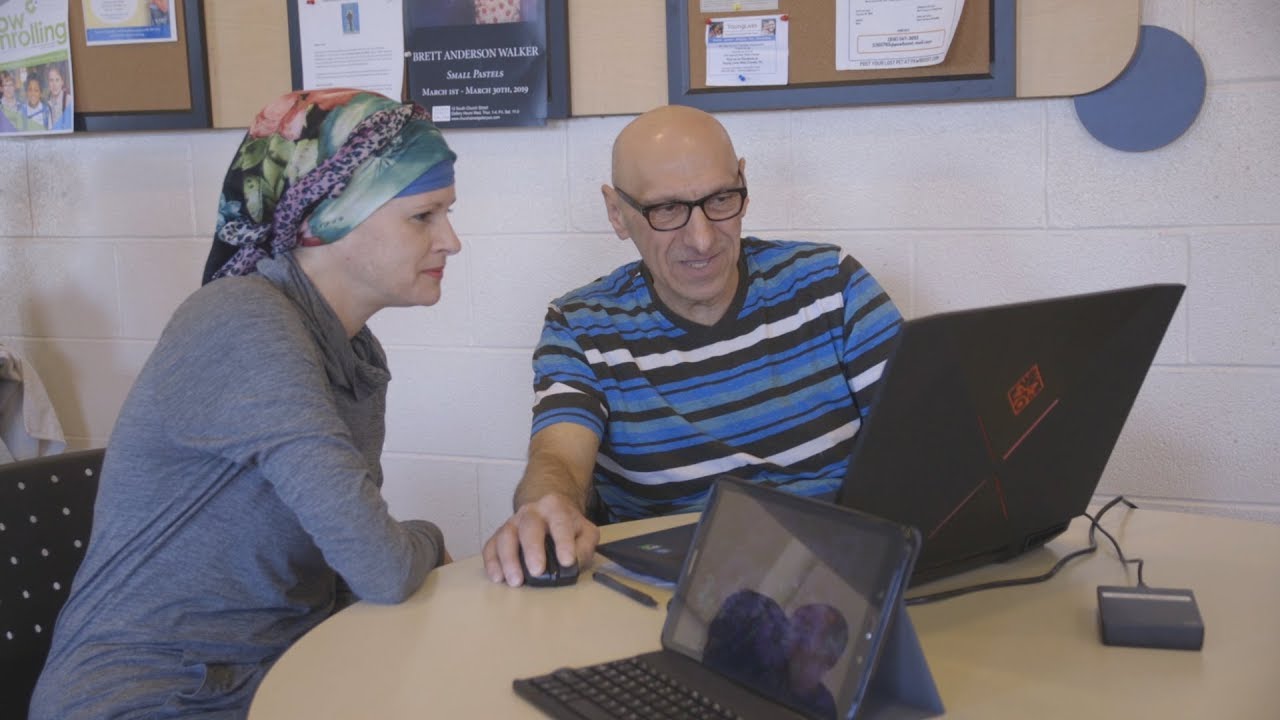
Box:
[202,88,456,285]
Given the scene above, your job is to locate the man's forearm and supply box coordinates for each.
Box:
[513,450,591,512]
[514,422,602,512]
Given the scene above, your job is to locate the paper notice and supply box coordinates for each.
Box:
[836,0,965,70]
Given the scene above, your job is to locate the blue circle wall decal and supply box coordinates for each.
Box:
[1074,25,1206,152]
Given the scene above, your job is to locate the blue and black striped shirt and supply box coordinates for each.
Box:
[531,238,902,520]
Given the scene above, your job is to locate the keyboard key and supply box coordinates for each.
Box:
[568,698,622,720]
[520,658,743,720]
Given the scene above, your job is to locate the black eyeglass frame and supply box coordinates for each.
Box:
[613,180,749,232]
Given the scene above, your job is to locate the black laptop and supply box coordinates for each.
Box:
[836,283,1184,583]
[515,478,942,720]
[599,284,1185,586]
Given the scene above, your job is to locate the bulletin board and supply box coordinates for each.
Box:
[285,0,570,119]
[667,0,1015,113]
[69,0,210,131]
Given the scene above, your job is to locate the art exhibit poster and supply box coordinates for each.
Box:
[1,0,74,135]
[82,0,177,46]
[405,0,547,128]
[296,0,406,100]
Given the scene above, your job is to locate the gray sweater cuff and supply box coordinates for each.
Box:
[403,519,447,568]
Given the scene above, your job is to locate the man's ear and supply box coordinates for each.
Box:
[601,185,631,240]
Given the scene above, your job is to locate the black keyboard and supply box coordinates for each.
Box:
[514,656,742,720]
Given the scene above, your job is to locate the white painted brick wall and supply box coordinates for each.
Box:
[912,231,1190,364]
[27,134,195,237]
[477,462,524,547]
[0,141,31,236]
[380,456,483,558]
[468,233,638,348]
[791,101,1047,229]
[1194,0,1280,83]
[716,110,794,231]
[448,124,570,235]
[0,239,120,338]
[382,348,530,460]
[1142,0,1193,38]
[1188,230,1280,365]
[1103,368,1280,505]
[1046,85,1280,227]
[2,0,1278,552]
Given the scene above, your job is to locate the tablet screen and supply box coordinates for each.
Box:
[663,478,919,720]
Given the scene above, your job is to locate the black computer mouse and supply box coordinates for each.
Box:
[519,535,579,587]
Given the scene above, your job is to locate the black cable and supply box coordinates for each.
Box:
[903,540,1098,606]
[1087,496,1146,586]
[904,495,1140,606]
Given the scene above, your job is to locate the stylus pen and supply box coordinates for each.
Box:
[593,571,659,608]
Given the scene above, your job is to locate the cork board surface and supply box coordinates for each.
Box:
[686,0,990,91]
[68,0,193,113]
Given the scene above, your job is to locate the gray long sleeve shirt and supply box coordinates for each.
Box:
[30,254,444,719]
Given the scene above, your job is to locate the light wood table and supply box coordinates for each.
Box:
[250,509,1280,719]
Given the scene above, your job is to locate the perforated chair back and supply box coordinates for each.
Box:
[0,448,103,719]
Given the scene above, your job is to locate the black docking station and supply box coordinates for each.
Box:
[1097,585,1204,651]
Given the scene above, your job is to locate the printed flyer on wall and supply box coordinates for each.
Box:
[405,0,547,128]
[297,0,405,99]
[81,0,177,46]
[1,0,75,135]
[705,14,788,87]
[836,0,964,70]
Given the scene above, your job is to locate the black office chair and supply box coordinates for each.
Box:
[0,448,103,719]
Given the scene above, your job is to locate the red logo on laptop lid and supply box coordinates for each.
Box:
[1007,364,1045,416]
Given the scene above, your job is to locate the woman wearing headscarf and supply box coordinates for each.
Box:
[31,89,460,719]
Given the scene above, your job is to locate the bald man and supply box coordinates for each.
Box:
[482,106,902,586]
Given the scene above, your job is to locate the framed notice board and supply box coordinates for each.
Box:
[666,0,1014,112]
[69,0,211,131]
[286,0,570,120]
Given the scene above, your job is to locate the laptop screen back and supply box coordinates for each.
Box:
[836,284,1184,584]
[662,479,919,719]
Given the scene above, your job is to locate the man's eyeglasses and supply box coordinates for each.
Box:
[613,181,748,232]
